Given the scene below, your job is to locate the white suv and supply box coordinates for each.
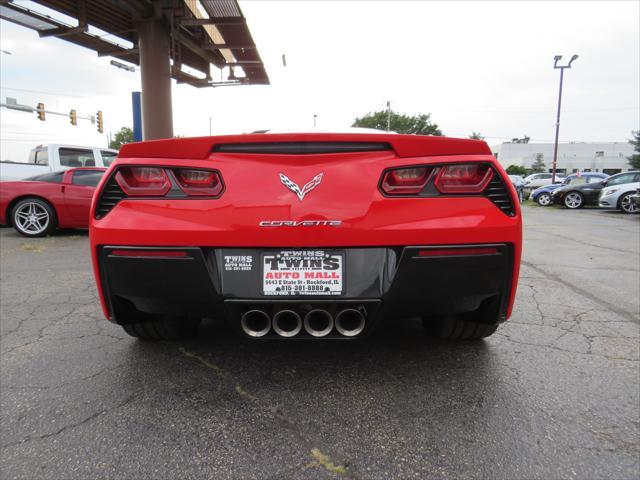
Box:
[524,173,565,189]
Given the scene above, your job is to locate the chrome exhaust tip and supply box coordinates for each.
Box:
[335,309,366,337]
[303,309,334,337]
[272,310,302,337]
[240,310,271,337]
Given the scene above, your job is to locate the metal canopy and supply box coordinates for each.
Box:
[0,0,270,88]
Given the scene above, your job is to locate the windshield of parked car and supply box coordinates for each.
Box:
[24,171,65,183]
[567,176,588,185]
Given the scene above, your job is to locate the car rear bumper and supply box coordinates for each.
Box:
[97,244,515,337]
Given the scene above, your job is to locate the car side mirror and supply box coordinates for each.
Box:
[601,180,607,186]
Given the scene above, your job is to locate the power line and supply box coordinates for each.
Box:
[0,86,89,98]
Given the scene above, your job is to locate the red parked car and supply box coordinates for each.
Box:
[90,133,522,342]
[1,168,106,237]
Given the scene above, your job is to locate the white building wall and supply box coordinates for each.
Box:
[491,142,634,174]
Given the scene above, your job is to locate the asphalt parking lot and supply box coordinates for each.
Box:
[1,205,638,480]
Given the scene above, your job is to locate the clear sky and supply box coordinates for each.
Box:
[1,0,638,162]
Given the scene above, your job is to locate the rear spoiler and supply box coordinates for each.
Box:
[118,133,492,159]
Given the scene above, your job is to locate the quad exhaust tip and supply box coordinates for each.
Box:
[272,310,303,337]
[303,309,334,337]
[241,307,365,338]
[241,310,271,337]
[335,308,366,337]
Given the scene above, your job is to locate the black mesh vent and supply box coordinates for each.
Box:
[213,142,392,154]
[95,175,126,219]
[484,172,515,216]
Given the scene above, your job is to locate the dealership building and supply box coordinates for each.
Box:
[491,142,635,175]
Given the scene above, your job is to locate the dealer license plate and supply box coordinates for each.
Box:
[262,250,343,296]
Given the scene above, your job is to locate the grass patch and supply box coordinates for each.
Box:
[308,448,348,475]
[20,243,43,253]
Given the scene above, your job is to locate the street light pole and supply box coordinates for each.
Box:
[386,101,391,132]
[551,54,578,183]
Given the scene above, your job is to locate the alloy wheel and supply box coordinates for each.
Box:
[620,194,639,213]
[14,202,50,235]
[564,192,583,209]
[537,193,551,206]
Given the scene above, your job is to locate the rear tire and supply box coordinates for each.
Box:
[422,315,498,340]
[618,192,639,214]
[121,316,200,340]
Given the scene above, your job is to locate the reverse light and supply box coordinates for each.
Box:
[173,168,223,197]
[434,164,493,194]
[418,247,498,257]
[381,167,432,195]
[115,167,171,196]
[110,249,188,258]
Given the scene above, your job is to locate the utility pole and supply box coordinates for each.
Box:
[551,54,579,183]
[386,101,391,132]
[313,113,317,128]
[209,116,212,135]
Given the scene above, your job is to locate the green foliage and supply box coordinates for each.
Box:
[628,130,640,169]
[352,110,442,136]
[469,132,484,140]
[108,127,134,150]
[530,153,546,173]
[506,165,527,175]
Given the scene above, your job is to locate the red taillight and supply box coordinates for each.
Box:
[418,247,498,257]
[434,164,493,194]
[173,168,223,197]
[115,167,171,196]
[381,167,432,195]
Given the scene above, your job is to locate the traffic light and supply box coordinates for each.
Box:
[70,109,77,126]
[37,102,45,121]
[96,110,103,133]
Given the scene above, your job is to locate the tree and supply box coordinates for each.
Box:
[511,135,530,144]
[530,153,546,173]
[506,165,527,176]
[469,132,484,140]
[109,127,134,150]
[352,110,442,135]
[628,130,640,169]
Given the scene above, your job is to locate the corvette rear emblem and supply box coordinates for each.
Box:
[279,173,323,201]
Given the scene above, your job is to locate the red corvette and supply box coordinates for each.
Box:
[1,168,106,237]
[90,133,521,341]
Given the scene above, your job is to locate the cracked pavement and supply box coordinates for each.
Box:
[1,205,639,479]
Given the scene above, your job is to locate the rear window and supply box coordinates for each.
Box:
[59,148,95,167]
[101,151,117,167]
[29,149,49,165]
[24,171,65,183]
[71,170,105,187]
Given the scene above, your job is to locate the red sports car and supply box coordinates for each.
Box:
[90,133,521,341]
[1,168,106,237]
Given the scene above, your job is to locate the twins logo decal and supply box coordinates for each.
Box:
[279,173,323,201]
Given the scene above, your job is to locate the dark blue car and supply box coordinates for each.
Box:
[530,173,609,206]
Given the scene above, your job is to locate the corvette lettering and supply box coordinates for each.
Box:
[259,220,342,227]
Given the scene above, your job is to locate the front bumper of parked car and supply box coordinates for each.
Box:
[598,189,619,209]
